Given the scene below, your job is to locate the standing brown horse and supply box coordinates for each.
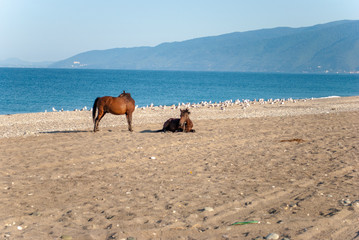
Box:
[92,91,135,132]
[162,108,195,132]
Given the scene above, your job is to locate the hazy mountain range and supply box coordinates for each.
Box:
[3,20,359,73]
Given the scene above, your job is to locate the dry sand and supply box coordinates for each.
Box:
[0,96,358,240]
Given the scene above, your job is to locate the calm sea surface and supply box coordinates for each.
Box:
[0,68,358,115]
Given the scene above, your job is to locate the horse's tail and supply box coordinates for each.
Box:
[92,97,99,123]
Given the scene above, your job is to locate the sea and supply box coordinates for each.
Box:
[0,68,358,115]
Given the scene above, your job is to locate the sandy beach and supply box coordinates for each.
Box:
[1,96,359,240]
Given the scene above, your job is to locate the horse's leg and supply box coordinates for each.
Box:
[94,114,99,132]
[94,114,100,132]
[126,112,133,132]
[94,109,106,132]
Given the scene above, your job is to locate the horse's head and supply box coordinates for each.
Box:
[179,108,190,129]
[119,90,132,98]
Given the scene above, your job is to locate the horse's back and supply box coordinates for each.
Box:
[94,96,112,110]
[96,95,135,115]
[163,118,180,132]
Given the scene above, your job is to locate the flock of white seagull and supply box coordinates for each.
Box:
[50,97,309,113]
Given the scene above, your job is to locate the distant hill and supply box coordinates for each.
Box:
[50,20,359,73]
[0,58,53,68]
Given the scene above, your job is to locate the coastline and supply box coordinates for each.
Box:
[1,96,359,239]
[1,96,358,139]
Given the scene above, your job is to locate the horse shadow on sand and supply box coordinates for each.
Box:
[140,129,162,133]
[40,130,90,134]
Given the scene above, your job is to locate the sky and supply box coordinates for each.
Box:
[1,0,359,62]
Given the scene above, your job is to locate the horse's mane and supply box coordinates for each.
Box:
[118,90,132,98]
[181,108,191,114]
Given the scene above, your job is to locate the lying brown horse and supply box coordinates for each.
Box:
[92,91,135,132]
[162,108,195,132]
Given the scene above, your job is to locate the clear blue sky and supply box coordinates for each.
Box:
[1,0,358,62]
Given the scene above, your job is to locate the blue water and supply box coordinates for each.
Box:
[0,68,358,115]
